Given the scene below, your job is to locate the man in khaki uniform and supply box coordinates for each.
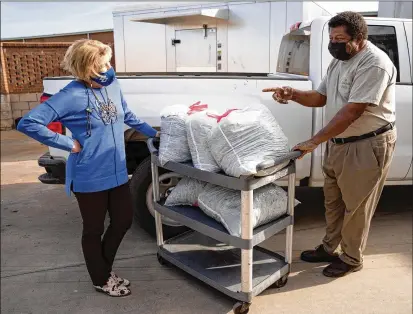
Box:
[263,11,397,277]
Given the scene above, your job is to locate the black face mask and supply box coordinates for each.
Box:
[328,41,352,61]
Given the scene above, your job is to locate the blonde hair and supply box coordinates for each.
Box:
[61,39,112,81]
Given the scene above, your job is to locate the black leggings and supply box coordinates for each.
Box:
[74,183,133,286]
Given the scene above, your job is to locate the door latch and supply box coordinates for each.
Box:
[172,39,181,46]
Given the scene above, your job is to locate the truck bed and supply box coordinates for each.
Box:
[44,72,310,80]
[43,73,313,183]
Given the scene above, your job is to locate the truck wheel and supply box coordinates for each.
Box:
[130,156,188,239]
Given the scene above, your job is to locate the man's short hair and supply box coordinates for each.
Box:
[328,11,368,40]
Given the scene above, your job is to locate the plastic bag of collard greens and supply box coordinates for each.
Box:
[208,104,290,177]
[186,111,221,172]
[164,177,206,207]
[158,103,209,166]
[158,105,192,166]
[198,183,300,237]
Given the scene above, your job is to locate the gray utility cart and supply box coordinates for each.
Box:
[148,138,300,314]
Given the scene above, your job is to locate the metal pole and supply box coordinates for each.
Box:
[285,171,296,265]
[151,162,164,246]
[241,189,254,293]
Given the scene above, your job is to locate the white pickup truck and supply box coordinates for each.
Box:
[37,16,412,238]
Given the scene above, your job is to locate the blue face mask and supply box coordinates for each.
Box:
[91,67,115,86]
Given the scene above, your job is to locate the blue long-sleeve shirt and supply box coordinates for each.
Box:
[17,79,157,195]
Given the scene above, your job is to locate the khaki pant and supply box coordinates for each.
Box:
[322,128,397,266]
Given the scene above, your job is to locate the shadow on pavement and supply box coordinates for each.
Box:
[1,181,411,314]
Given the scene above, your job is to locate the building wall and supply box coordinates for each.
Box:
[1,94,13,130]
[9,34,88,43]
[6,31,114,43]
[4,31,116,68]
[0,92,45,130]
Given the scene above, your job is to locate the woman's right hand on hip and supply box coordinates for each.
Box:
[72,140,82,153]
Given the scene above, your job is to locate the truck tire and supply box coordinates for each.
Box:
[130,156,188,239]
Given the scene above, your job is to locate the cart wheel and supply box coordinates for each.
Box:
[233,302,250,314]
[157,253,169,266]
[272,274,289,289]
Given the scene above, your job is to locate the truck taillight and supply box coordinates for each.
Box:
[40,93,51,103]
[48,122,64,134]
[40,93,65,135]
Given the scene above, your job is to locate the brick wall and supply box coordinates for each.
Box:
[1,94,13,130]
[1,37,115,95]
[0,92,42,130]
[0,42,72,94]
[0,38,116,130]
[5,32,116,64]
[10,92,43,119]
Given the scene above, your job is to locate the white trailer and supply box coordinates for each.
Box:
[112,1,329,73]
[378,1,413,19]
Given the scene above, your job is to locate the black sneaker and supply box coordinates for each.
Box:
[300,244,340,263]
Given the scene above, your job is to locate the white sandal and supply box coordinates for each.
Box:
[111,271,130,287]
[94,276,131,297]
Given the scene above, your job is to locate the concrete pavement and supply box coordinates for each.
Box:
[1,131,412,314]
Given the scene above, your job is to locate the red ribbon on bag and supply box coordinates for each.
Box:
[207,109,239,123]
[187,101,208,115]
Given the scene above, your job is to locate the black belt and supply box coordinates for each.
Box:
[331,122,395,145]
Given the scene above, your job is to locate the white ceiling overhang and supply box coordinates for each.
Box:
[130,7,229,24]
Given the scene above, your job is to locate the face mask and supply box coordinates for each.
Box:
[91,67,115,86]
[328,41,353,61]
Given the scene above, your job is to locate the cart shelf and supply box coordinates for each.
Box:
[150,152,297,191]
[159,231,289,303]
[155,203,292,249]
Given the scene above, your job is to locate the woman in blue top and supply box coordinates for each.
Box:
[17,39,158,297]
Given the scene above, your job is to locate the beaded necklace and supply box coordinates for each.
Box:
[89,87,118,125]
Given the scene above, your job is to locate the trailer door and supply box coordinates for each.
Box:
[174,28,217,72]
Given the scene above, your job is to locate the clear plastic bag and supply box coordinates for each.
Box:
[186,111,221,172]
[158,103,208,166]
[208,104,290,177]
[198,183,300,237]
[164,177,207,207]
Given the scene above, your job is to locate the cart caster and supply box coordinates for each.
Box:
[233,302,250,314]
[157,253,170,266]
[272,274,289,289]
